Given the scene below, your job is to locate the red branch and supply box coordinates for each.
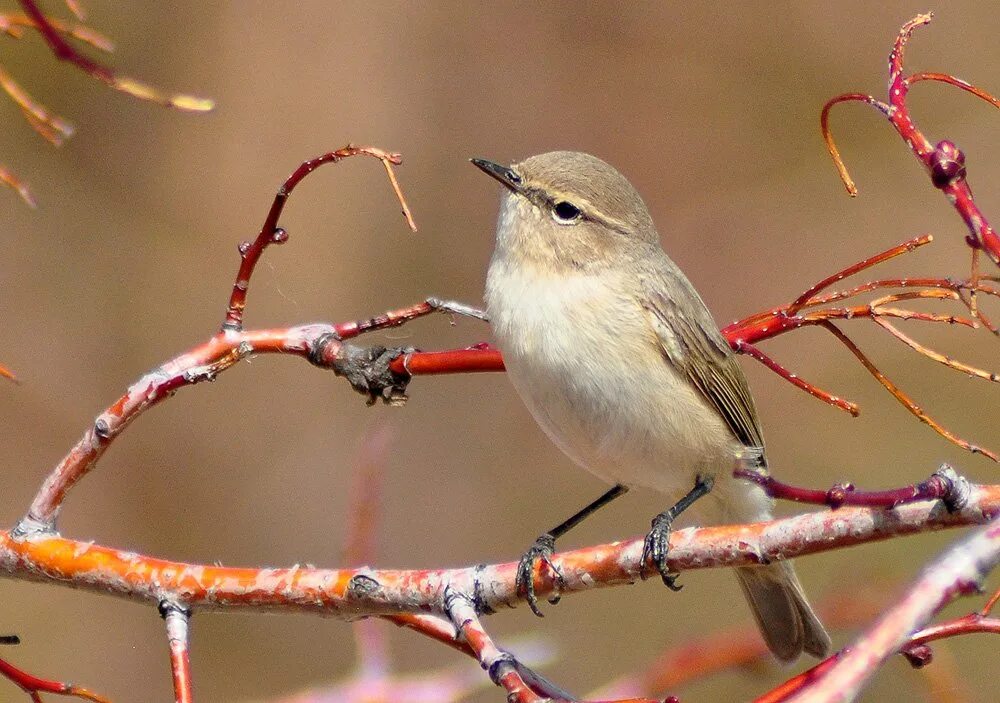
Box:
[19,145,419,531]
[735,465,965,511]
[162,603,192,703]
[221,145,416,332]
[821,12,1000,265]
[0,654,110,703]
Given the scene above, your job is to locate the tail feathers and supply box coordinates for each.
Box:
[735,562,830,662]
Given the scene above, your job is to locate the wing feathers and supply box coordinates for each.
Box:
[642,280,765,455]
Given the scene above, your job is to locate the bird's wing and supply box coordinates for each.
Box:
[641,276,766,458]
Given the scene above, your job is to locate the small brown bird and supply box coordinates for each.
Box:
[474,151,830,661]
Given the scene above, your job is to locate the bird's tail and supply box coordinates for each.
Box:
[735,561,831,662]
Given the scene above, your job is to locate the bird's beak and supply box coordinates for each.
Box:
[470,158,524,194]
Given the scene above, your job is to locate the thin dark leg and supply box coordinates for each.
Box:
[642,475,715,590]
[517,484,628,617]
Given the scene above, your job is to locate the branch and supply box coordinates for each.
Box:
[221,145,417,333]
[161,602,192,703]
[0,652,110,703]
[16,0,213,111]
[821,12,1000,266]
[3,479,997,621]
[17,145,422,532]
[761,517,1000,702]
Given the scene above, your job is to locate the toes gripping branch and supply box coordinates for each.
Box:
[643,476,715,590]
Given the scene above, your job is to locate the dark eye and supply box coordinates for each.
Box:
[507,170,522,185]
[552,201,582,224]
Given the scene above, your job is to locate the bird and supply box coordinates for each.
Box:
[473,150,830,662]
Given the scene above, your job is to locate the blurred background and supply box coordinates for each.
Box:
[0,2,998,701]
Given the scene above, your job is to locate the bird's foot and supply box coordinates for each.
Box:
[642,474,715,590]
[516,533,565,616]
[642,512,682,590]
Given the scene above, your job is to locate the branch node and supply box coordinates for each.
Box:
[346,574,381,598]
[427,297,490,322]
[473,563,495,615]
[10,514,54,540]
[307,331,343,367]
[487,651,518,686]
[443,584,475,618]
[92,416,112,440]
[933,464,971,513]
[826,483,856,509]
[158,599,192,619]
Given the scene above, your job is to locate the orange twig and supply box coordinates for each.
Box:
[873,317,1000,383]
[0,655,110,703]
[819,320,997,461]
[17,0,213,112]
[0,67,74,146]
[0,163,35,207]
[819,93,891,197]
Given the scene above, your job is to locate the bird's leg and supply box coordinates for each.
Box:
[517,484,628,616]
[642,474,715,590]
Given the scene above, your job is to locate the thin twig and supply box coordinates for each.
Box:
[161,603,193,703]
[818,93,890,196]
[819,321,997,461]
[872,317,1000,383]
[0,163,35,207]
[17,0,213,111]
[0,656,110,703]
[735,340,859,416]
[0,66,74,146]
[221,146,416,332]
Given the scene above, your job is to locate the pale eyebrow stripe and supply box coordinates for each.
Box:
[522,186,632,236]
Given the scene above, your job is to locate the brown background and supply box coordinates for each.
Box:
[1,2,998,701]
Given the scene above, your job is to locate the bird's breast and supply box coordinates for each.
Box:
[485,258,736,493]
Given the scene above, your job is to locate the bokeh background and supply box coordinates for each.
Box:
[1,2,998,701]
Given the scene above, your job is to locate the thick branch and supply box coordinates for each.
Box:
[3,482,998,621]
